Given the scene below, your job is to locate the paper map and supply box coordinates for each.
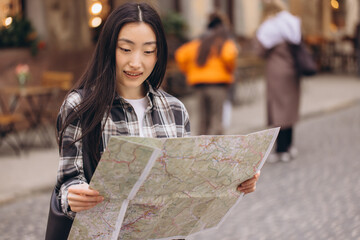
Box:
[68,127,279,240]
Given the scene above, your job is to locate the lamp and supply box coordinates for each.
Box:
[89,16,102,28]
[87,0,109,28]
[331,0,339,9]
[90,2,103,15]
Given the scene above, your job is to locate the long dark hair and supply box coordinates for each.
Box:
[58,2,168,167]
[197,12,232,66]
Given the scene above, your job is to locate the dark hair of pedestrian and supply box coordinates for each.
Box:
[197,12,232,66]
[58,2,168,167]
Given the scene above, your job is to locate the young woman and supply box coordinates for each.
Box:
[175,12,238,135]
[254,0,301,162]
[54,1,259,226]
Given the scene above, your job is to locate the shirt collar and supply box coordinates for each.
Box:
[114,81,160,105]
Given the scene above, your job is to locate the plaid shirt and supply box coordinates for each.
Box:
[57,86,191,218]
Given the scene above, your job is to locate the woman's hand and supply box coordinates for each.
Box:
[237,171,261,195]
[68,183,104,212]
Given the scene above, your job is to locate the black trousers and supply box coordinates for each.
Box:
[276,127,293,153]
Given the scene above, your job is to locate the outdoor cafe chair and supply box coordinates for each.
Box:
[41,71,74,91]
[0,99,23,155]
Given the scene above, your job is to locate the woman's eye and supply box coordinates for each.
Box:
[144,50,156,55]
[120,47,131,52]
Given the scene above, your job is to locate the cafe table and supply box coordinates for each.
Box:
[0,85,56,148]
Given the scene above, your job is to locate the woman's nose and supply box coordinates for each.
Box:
[129,52,141,69]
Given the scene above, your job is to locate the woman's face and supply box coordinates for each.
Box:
[116,22,157,99]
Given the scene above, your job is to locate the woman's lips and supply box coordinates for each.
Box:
[124,71,143,78]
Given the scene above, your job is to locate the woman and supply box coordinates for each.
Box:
[254,0,301,162]
[175,12,238,135]
[47,2,259,239]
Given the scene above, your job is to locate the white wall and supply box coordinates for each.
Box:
[234,0,262,37]
[181,0,214,39]
[345,0,359,36]
[26,0,48,41]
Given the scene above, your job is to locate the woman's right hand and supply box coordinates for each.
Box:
[68,183,104,212]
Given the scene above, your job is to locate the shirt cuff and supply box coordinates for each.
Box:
[60,179,86,219]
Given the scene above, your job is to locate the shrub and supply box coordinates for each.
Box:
[0,15,44,55]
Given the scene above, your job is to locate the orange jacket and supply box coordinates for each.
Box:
[175,39,238,86]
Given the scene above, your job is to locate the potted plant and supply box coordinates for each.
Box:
[0,15,45,56]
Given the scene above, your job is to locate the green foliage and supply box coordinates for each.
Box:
[0,15,41,55]
[162,12,187,40]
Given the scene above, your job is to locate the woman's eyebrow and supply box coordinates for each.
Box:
[118,38,134,44]
[118,38,156,45]
[144,41,156,45]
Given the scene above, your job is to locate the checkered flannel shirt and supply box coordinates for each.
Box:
[57,86,191,218]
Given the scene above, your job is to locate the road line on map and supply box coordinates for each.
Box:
[111,147,162,239]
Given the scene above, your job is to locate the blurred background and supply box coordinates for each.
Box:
[1,0,360,136]
[1,0,360,239]
[1,0,359,89]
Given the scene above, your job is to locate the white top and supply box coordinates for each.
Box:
[125,97,149,137]
[256,10,301,49]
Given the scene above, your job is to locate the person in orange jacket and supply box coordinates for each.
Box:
[175,12,238,135]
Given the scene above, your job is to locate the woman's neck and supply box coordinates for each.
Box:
[117,85,146,99]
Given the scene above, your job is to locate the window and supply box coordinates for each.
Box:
[0,0,23,27]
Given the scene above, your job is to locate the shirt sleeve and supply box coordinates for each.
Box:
[174,96,191,137]
[277,11,301,45]
[174,41,192,73]
[56,91,87,219]
[256,11,301,49]
[221,40,239,73]
[182,103,191,137]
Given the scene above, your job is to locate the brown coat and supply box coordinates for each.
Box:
[254,38,300,128]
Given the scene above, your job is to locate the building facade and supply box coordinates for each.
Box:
[1,0,359,79]
[1,0,359,50]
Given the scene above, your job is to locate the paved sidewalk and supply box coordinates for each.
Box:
[183,73,360,135]
[1,73,360,204]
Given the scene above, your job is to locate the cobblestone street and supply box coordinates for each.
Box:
[1,102,359,240]
[189,102,360,240]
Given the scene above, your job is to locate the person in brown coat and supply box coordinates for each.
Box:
[253,0,301,162]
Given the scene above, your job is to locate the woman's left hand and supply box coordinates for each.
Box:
[237,171,260,195]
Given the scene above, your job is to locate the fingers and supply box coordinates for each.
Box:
[68,183,104,212]
[237,182,256,194]
[68,192,104,204]
[237,184,256,195]
[68,199,101,212]
[236,171,261,195]
[68,183,100,196]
